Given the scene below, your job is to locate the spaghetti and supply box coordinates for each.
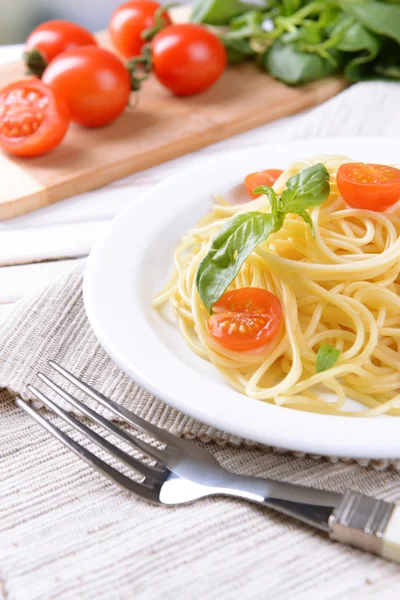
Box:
[153,155,400,416]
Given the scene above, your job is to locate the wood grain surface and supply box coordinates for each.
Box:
[0,10,347,220]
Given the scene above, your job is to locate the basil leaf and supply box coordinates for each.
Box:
[191,0,265,25]
[282,0,303,17]
[334,17,379,53]
[372,39,400,80]
[344,2,400,45]
[252,185,280,211]
[196,212,275,312]
[298,211,315,237]
[281,163,330,213]
[252,185,285,231]
[229,9,265,33]
[265,42,337,85]
[221,37,255,64]
[297,21,324,45]
[330,16,381,81]
[374,61,400,80]
[316,344,341,374]
[254,167,327,237]
[196,164,331,311]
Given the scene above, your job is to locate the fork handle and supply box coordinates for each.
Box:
[328,491,400,562]
[220,473,400,562]
[266,489,400,562]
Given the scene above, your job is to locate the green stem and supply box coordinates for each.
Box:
[127,44,153,91]
[272,1,326,36]
[23,48,47,78]
[284,1,326,26]
[141,2,176,42]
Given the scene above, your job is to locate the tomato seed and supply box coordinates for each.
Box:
[27,91,38,102]
[38,97,49,108]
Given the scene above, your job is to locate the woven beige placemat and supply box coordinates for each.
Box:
[2,81,400,599]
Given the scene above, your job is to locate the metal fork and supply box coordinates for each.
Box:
[17,361,400,564]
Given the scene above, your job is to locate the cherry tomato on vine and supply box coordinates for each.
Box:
[109,0,171,59]
[42,46,131,127]
[337,163,400,211]
[208,288,282,352]
[24,20,97,77]
[152,24,227,96]
[0,79,70,157]
[244,169,283,199]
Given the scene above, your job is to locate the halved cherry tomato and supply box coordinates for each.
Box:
[152,24,227,96]
[244,169,283,199]
[109,0,171,59]
[337,163,400,211]
[208,288,282,351]
[42,46,131,127]
[0,79,70,157]
[24,20,97,76]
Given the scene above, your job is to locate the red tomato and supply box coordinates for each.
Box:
[208,288,282,351]
[152,24,227,96]
[337,163,400,211]
[244,169,283,199]
[109,0,171,59]
[24,20,97,75]
[0,79,70,157]
[42,47,131,127]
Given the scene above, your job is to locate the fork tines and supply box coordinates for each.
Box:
[16,361,169,500]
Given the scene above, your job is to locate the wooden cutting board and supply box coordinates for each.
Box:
[0,9,347,220]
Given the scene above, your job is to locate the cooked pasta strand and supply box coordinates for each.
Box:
[153,155,400,416]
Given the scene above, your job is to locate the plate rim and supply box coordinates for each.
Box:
[84,136,400,459]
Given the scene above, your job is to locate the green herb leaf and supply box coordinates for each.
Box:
[344,1,400,45]
[281,163,330,212]
[316,344,341,374]
[196,163,331,311]
[334,17,379,53]
[370,38,400,80]
[191,0,266,25]
[297,21,324,45]
[298,210,315,237]
[331,15,380,81]
[252,185,280,211]
[196,212,275,312]
[282,0,303,17]
[221,36,255,64]
[252,185,286,231]
[254,164,329,236]
[374,61,400,80]
[265,41,337,85]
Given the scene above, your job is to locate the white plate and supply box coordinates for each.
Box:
[84,137,400,459]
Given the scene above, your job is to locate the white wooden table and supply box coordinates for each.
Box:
[0,44,310,305]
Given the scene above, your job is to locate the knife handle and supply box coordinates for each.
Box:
[329,491,400,562]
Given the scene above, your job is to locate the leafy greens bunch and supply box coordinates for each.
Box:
[191,0,400,84]
[196,163,330,312]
